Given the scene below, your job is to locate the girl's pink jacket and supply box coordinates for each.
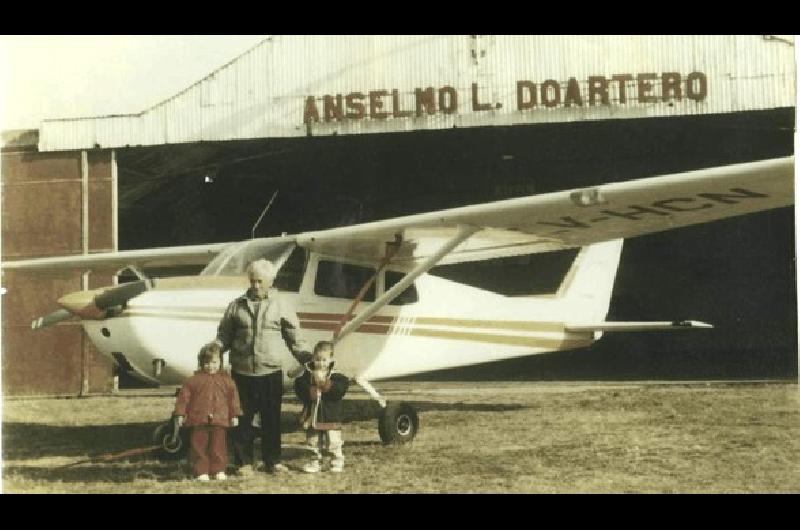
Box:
[174,371,242,427]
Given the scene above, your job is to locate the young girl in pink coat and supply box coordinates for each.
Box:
[174,343,242,481]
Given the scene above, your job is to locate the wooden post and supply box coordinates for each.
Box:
[80,151,90,396]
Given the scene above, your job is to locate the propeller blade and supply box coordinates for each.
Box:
[31,308,74,330]
[29,280,153,332]
[93,280,150,310]
[58,280,152,319]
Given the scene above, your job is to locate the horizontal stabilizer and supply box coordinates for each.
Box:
[565,320,713,332]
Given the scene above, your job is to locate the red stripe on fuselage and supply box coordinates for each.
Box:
[300,320,391,334]
[297,312,394,324]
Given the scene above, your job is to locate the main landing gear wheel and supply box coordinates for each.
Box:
[378,402,419,444]
[152,420,187,459]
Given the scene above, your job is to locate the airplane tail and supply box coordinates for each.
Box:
[556,239,624,324]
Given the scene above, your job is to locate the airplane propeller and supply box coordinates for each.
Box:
[31,309,74,330]
[87,280,151,314]
[29,275,247,330]
[31,280,152,330]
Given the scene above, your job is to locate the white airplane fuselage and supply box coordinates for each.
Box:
[82,271,600,387]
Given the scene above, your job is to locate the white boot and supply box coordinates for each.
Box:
[303,460,322,473]
[330,458,344,473]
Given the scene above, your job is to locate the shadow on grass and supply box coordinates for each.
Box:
[345,440,385,447]
[3,400,525,460]
[3,445,328,485]
[340,398,527,424]
[3,462,187,484]
[4,444,342,486]
[3,415,305,461]
[2,421,165,460]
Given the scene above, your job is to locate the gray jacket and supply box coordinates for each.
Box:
[216,288,307,376]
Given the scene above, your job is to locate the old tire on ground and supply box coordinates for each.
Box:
[378,402,419,444]
[152,421,188,459]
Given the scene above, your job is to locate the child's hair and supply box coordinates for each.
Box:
[197,342,222,367]
[313,341,334,357]
[311,341,334,371]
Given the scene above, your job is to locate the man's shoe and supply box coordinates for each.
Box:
[215,472,227,481]
[238,465,255,477]
[196,474,210,482]
[302,460,321,473]
[272,463,290,473]
[330,461,344,473]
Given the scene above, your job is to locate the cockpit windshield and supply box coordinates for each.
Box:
[201,237,297,277]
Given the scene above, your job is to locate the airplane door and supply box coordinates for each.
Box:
[297,253,384,375]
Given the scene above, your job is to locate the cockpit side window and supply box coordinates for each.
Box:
[314,260,376,301]
[385,270,419,305]
[273,246,308,293]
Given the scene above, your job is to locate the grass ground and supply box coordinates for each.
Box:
[2,381,798,493]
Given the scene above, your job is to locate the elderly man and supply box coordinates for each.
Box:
[215,259,309,475]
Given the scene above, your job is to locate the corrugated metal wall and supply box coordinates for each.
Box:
[39,35,795,151]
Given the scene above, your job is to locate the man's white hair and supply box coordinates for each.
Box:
[246,259,277,279]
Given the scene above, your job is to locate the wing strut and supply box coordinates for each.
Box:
[356,378,387,408]
[334,224,479,343]
[333,234,402,339]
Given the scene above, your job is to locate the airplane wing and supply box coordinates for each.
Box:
[2,236,299,276]
[2,157,792,272]
[1,242,233,273]
[297,156,794,265]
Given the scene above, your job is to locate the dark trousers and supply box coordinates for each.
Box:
[232,370,283,468]
[189,425,228,476]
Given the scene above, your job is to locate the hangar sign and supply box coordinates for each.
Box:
[303,72,708,124]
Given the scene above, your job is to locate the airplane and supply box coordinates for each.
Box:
[1,155,794,453]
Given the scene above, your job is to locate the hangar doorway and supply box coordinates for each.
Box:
[114,109,796,381]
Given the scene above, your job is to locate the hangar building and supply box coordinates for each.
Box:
[1,35,796,396]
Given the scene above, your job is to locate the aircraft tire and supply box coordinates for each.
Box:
[378,402,419,444]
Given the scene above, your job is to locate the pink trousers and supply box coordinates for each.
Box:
[190,425,228,476]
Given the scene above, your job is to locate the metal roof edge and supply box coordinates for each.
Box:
[38,36,274,127]
[140,35,274,114]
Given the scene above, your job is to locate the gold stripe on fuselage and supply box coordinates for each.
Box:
[122,310,223,322]
[298,312,565,332]
[412,316,564,332]
[116,310,586,349]
[409,327,592,349]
